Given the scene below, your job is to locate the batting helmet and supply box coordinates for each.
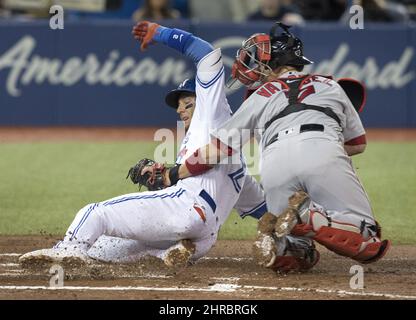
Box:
[165,78,196,109]
[229,22,313,87]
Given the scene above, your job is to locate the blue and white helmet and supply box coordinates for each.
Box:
[165,78,196,109]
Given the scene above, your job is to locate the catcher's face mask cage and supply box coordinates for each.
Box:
[227,22,313,88]
[229,33,272,88]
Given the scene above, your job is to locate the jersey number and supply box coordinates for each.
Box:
[297,85,316,102]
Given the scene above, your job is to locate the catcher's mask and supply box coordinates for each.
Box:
[228,22,313,88]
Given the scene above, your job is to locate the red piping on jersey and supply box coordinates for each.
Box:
[184,149,213,175]
[345,134,367,146]
[193,205,207,223]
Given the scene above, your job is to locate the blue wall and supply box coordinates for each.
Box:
[0,20,414,127]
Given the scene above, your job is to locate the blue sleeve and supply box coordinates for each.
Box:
[243,202,268,220]
[153,26,213,65]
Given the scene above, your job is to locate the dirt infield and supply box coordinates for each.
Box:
[0,236,415,300]
[1,127,416,142]
[1,128,415,300]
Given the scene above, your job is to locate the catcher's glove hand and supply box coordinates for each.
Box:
[126,158,167,191]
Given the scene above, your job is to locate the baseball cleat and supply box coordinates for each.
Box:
[270,238,320,273]
[274,191,310,237]
[163,240,196,267]
[253,212,284,267]
[270,248,320,274]
[19,247,93,267]
[253,232,278,267]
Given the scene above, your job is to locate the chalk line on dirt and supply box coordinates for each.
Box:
[201,256,252,261]
[242,285,416,300]
[0,263,19,267]
[0,283,415,299]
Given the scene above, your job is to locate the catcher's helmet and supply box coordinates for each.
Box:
[229,22,313,87]
[165,78,196,109]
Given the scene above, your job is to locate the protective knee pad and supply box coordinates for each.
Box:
[291,210,391,264]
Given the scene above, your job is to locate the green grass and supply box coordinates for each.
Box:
[0,141,415,244]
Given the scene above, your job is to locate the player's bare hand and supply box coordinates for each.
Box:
[132,21,160,51]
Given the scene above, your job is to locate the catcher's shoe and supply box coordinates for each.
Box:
[269,238,320,274]
[253,232,287,267]
[253,212,279,267]
[253,233,275,267]
[163,240,196,267]
[274,191,310,237]
[19,247,93,267]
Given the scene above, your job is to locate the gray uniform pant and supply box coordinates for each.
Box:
[261,131,375,229]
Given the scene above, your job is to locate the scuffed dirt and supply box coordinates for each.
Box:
[0,236,415,300]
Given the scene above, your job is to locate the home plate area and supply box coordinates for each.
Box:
[0,237,415,300]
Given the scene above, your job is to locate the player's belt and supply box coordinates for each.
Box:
[199,189,217,213]
[267,123,324,147]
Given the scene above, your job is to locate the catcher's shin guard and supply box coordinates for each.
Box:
[291,209,391,264]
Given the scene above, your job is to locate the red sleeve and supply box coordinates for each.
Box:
[345,134,367,146]
[184,139,235,176]
[184,149,212,175]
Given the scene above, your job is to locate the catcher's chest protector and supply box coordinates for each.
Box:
[264,75,341,131]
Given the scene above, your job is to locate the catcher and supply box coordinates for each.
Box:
[148,22,391,272]
[19,22,278,267]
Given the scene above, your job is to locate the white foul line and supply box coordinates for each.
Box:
[242,285,416,300]
[0,284,236,293]
[0,284,415,299]
[0,263,19,267]
[201,256,252,261]
[0,252,415,299]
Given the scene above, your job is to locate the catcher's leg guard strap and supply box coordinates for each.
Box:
[292,211,390,263]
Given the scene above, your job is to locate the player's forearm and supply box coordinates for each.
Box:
[344,144,366,156]
[344,134,367,156]
[153,26,213,64]
[166,141,229,185]
[181,143,219,177]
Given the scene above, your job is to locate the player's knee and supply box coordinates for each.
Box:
[192,235,217,260]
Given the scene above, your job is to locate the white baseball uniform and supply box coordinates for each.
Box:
[56,49,266,262]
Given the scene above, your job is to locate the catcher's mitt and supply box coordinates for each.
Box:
[126,158,166,191]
